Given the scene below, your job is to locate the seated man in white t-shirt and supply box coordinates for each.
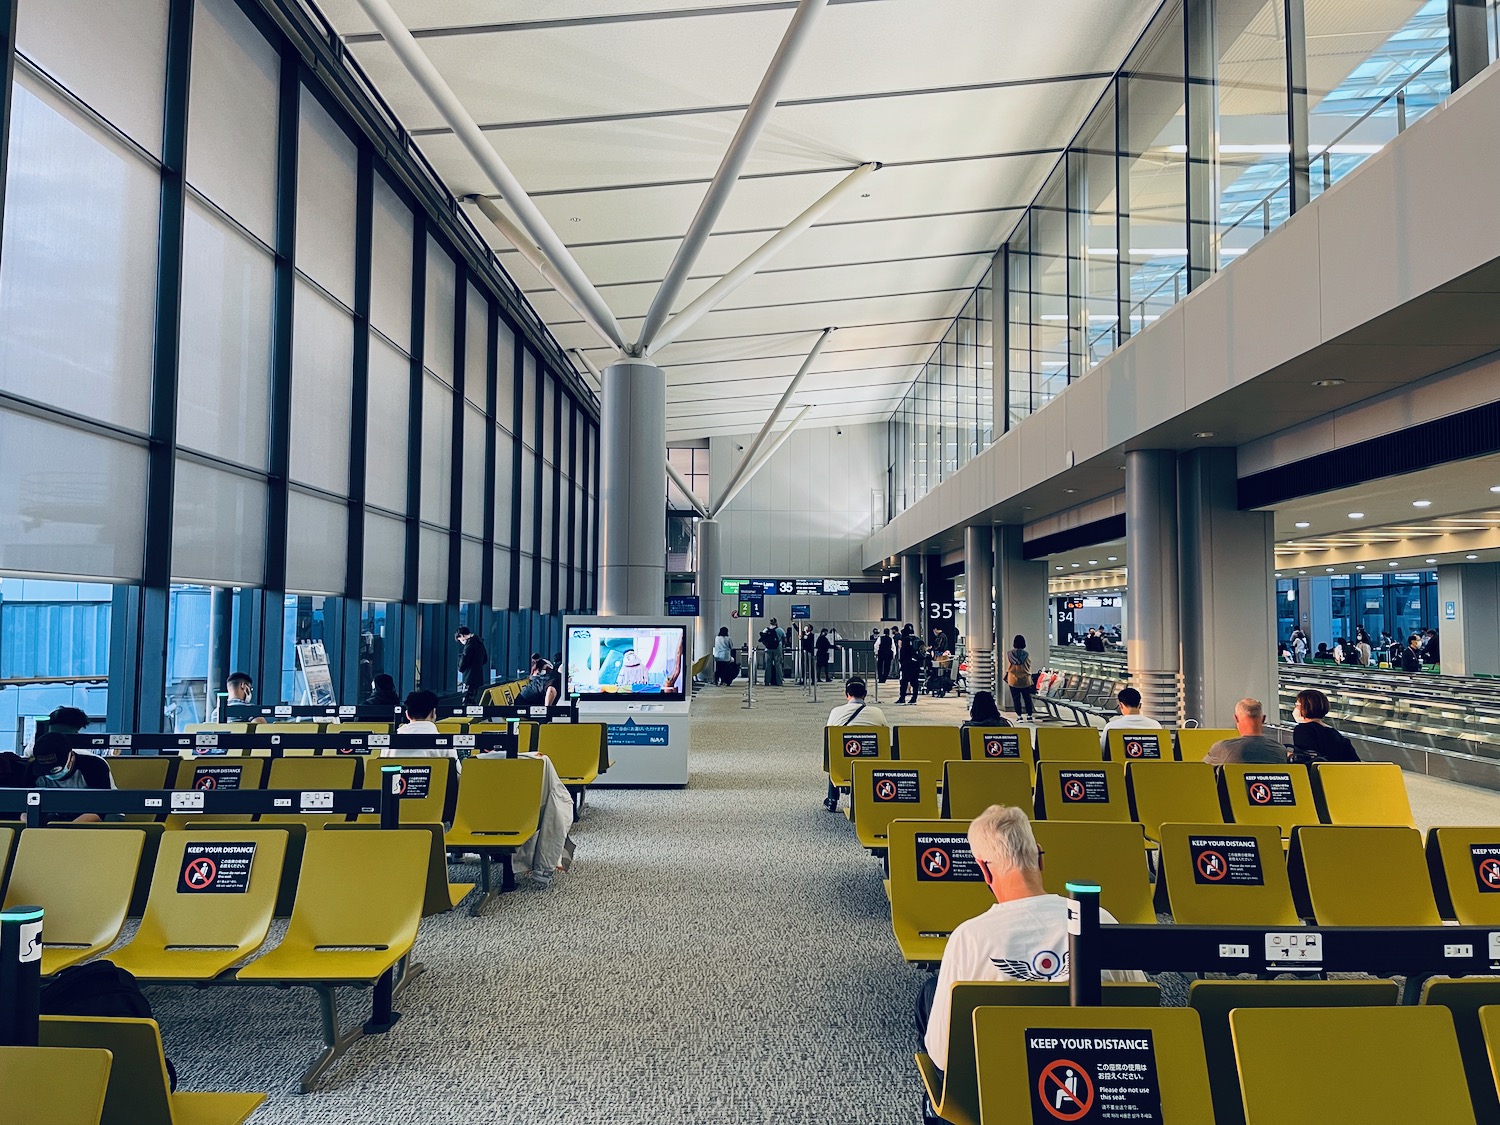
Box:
[382,689,461,773]
[1097,685,1163,751]
[917,804,1144,1073]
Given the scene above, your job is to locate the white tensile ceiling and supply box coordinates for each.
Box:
[320,0,1163,439]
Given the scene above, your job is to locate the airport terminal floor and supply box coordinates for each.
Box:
[118,685,1500,1123]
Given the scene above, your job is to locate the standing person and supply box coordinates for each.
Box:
[455,627,490,705]
[1354,630,1372,668]
[801,625,815,684]
[824,678,888,812]
[896,635,921,706]
[760,619,783,686]
[712,626,736,687]
[1399,634,1423,672]
[1289,628,1308,664]
[815,628,834,683]
[876,628,894,684]
[1289,688,1360,763]
[1003,635,1035,720]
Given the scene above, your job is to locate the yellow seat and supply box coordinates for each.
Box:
[1314,762,1417,828]
[52,821,165,917]
[160,821,305,918]
[974,1006,1214,1125]
[435,719,469,734]
[255,721,323,741]
[1127,761,1224,842]
[1220,762,1318,838]
[916,981,1160,1125]
[1106,727,1176,761]
[1035,725,1104,762]
[1031,820,1157,924]
[886,818,992,964]
[1158,822,1298,925]
[1428,827,1500,925]
[0,825,15,886]
[443,756,546,914]
[940,760,1032,821]
[536,722,604,785]
[106,828,286,980]
[1189,979,1399,1125]
[849,759,942,849]
[961,725,1033,768]
[329,722,394,734]
[356,757,456,826]
[166,759,267,829]
[328,822,475,915]
[1290,825,1440,925]
[1173,727,1237,761]
[40,1016,264,1125]
[824,725,893,792]
[1232,1006,1474,1125]
[106,756,176,792]
[0,1044,113,1125]
[1034,761,1130,822]
[3,828,143,975]
[260,756,358,826]
[1424,981,1500,1125]
[892,725,961,763]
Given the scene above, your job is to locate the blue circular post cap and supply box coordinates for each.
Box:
[1065,882,1102,895]
[1,906,44,922]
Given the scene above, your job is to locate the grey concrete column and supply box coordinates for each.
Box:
[1178,448,1277,727]
[900,555,921,627]
[1125,449,1182,722]
[695,517,721,671]
[598,359,666,615]
[995,525,1048,670]
[1437,563,1500,676]
[965,525,996,695]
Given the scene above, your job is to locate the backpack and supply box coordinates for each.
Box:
[760,627,780,650]
[41,960,177,1088]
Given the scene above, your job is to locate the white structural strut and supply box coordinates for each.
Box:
[665,459,710,519]
[647,162,878,355]
[466,195,620,354]
[710,327,834,516]
[569,347,604,387]
[713,404,812,515]
[635,0,829,354]
[356,0,626,352]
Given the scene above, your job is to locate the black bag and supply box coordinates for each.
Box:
[760,627,780,650]
[41,960,177,1089]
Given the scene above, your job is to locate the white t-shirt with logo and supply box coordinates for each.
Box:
[923,893,1144,1069]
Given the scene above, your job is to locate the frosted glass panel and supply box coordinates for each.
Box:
[363,511,406,602]
[17,0,168,156]
[286,490,347,595]
[460,537,482,602]
[462,405,487,536]
[495,318,515,432]
[178,200,274,469]
[559,403,573,475]
[542,380,555,463]
[424,237,456,383]
[171,459,267,586]
[541,468,555,559]
[491,547,511,609]
[493,428,514,548]
[464,282,489,409]
[518,450,535,552]
[419,526,448,603]
[187,0,279,242]
[366,335,411,513]
[370,175,413,344]
[0,75,159,432]
[517,553,535,609]
[538,564,553,615]
[420,374,453,524]
[289,280,354,492]
[295,92,357,305]
[0,408,146,581]
[521,350,537,449]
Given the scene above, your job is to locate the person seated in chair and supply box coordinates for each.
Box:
[823,679,887,812]
[26,732,117,824]
[1203,698,1287,765]
[1098,686,1162,751]
[363,673,401,707]
[383,689,461,773]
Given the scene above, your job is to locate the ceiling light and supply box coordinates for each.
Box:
[1325,567,1335,572]
[1275,571,1282,577]
[1295,521,1310,529]
[1355,565,1365,570]
[1063,489,1076,494]
[1426,558,1437,564]
[1107,556,1118,562]
[1298,570,1307,575]
[1347,512,1365,520]
[1193,431,1216,439]
[1467,554,1479,560]
[1389,561,1400,567]
[1087,560,1097,565]
[1313,378,1345,387]
[1071,563,1081,568]
[569,216,582,223]
[1491,486,1500,493]
[1055,566,1064,571]
[1412,500,1432,508]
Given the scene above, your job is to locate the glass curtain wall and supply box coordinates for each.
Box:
[889,0,1473,516]
[1,0,599,731]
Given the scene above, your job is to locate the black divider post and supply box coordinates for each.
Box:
[22,791,41,829]
[0,905,43,1046]
[379,765,401,829]
[1067,882,1102,1007]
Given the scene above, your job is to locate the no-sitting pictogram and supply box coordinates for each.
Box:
[875,778,898,801]
[1037,1059,1095,1121]
[1196,849,1227,881]
[195,775,218,790]
[921,847,951,878]
[1480,859,1500,889]
[182,857,217,889]
[392,774,409,796]
[1248,781,1272,805]
[1063,779,1086,802]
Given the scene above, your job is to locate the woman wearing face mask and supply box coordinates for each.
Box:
[1289,689,1360,765]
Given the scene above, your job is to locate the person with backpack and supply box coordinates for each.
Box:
[895,635,921,705]
[815,629,834,683]
[760,619,783,686]
[1003,634,1036,719]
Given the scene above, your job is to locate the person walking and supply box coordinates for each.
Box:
[1003,634,1035,719]
[896,634,921,705]
[712,626,736,687]
[876,628,894,683]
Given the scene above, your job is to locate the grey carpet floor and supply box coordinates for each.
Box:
[150,683,960,1124]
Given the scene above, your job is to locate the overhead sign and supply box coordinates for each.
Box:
[1189,834,1265,886]
[665,595,700,617]
[178,842,256,895]
[822,578,850,595]
[721,578,742,595]
[794,578,823,596]
[1025,1028,1163,1123]
[790,604,811,620]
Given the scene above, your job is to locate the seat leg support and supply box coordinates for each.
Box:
[299,984,370,1095]
[363,965,403,1034]
[391,952,425,1002]
[469,853,499,916]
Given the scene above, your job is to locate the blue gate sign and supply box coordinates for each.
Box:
[791,604,811,619]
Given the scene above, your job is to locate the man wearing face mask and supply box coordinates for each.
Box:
[26,732,116,824]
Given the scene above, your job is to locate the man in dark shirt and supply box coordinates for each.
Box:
[1203,699,1287,765]
[455,627,490,705]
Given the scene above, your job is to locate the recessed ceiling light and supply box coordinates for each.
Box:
[1467,554,1479,560]
[1313,378,1345,387]
[1193,431,1216,439]
[1275,571,1282,577]
[569,216,582,223]
[1412,500,1432,508]
[1071,563,1081,568]
[1298,570,1307,575]
[1107,556,1118,562]
[1055,566,1064,571]
[1348,512,1365,520]
[1087,560,1097,565]
[1295,521,1310,529]
[1063,489,1076,494]
[1389,561,1400,567]
[1325,567,1335,572]
[1425,558,1437,564]
[1491,486,1500,494]
[1355,565,1365,570]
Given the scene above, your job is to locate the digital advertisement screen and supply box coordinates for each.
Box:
[565,625,687,701]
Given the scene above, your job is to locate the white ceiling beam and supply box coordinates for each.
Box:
[645,162,879,356]
[635,0,830,354]
[353,0,627,352]
[569,347,604,390]
[711,405,813,516]
[665,459,711,519]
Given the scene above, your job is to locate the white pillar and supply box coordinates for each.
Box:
[1437,563,1500,676]
[995,526,1048,670]
[598,360,667,615]
[695,518,722,670]
[965,525,996,696]
[1125,449,1182,723]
